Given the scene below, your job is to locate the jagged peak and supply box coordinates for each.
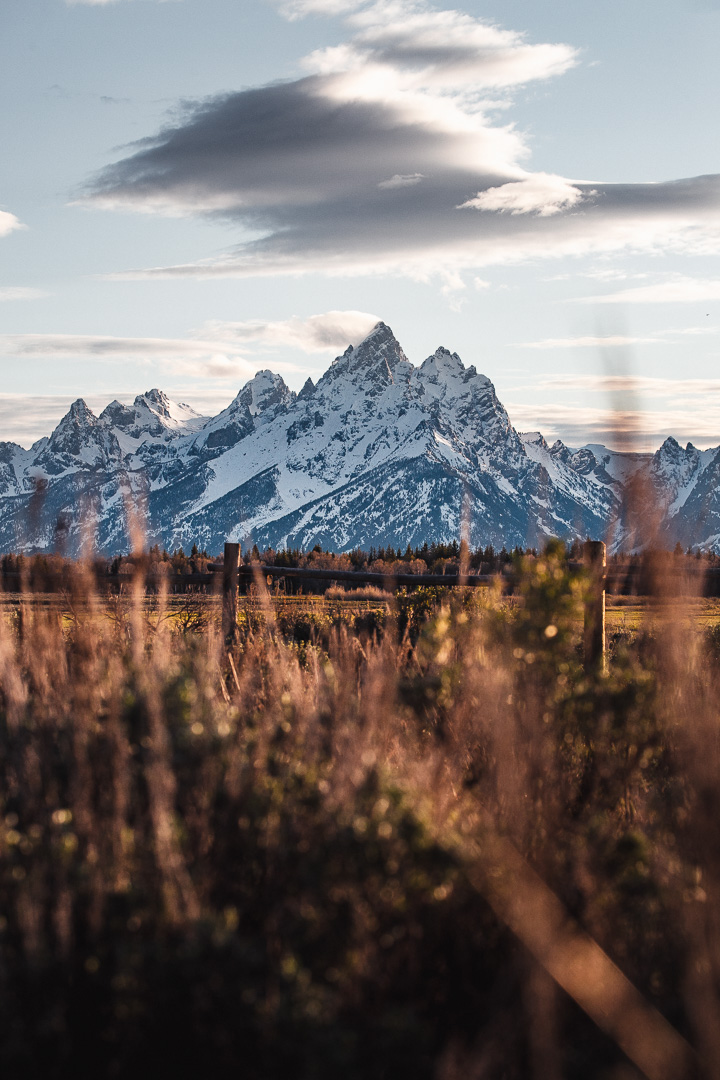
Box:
[134,388,172,417]
[144,388,168,405]
[418,348,492,391]
[550,440,582,465]
[360,320,394,345]
[252,368,285,386]
[70,398,95,419]
[54,399,98,431]
[352,321,405,359]
[657,436,684,458]
[45,398,105,459]
[99,399,133,423]
[418,347,464,379]
[324,321,407,385]
[234,368,287,392]
[235,369,291,417]
[432,345,462,364]
[298,377,316,401]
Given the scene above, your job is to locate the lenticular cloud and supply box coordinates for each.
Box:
[83,0,720,281]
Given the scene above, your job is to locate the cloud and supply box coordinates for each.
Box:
[508,372,720,449]
[0,211,24,238]
[508,399,720,452]
[0,333,262,382]
[578,276,720,304]
[0,288,48,302]
[0,333,229,359]
[516,324,720,349]
[82,2,720,281]
[281,0,363,15]
[0,314,373,378]
[65,1,173,6]
[378,173,424,189]
[517,335,660,349]
[540,374,720,396]
[304,1,578,90]
[461,173,586,217]
[581,268,650,283]
[201,310,381,352]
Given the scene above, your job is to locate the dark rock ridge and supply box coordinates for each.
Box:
[0,322,717,555]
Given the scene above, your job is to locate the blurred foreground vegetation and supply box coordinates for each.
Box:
[0,548,718,1078]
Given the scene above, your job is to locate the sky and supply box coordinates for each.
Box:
[2,0,720,450]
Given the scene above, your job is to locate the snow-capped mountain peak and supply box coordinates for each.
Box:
[47,399,100,451]
[134,389,206,430]
[3,322,720,555]
[234,370,293,418]
[324,321,408,387]
[35,399,120,475]
[56,398,97,428]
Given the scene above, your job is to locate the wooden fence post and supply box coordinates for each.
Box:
[583,540,606,673]
[222,542,241,644]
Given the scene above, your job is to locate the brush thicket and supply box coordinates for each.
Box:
[0,548,718,1079]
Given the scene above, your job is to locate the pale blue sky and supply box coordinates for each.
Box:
[2,0,720,448]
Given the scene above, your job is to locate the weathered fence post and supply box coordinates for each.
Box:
[222,542,241,644]
[583,540,606,673]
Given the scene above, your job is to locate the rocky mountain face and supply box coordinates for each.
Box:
[1,322,718,556]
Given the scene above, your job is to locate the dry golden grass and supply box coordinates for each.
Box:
[0,548,719,1079]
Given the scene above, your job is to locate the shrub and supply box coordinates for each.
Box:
[0,555,717,1077]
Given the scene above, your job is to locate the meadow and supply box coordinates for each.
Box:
[0,548,719,1079]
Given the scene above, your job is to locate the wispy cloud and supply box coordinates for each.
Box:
[516,335,659,350]
[0,287,48,302]
[281,0,365,17]
[65,1,173,6]
[0,333,232,359]
[540,374,720,396]
[201,310,381,352]
[378,173,424,190]
[577,276,720,304]
[508,371,720,449]
[0,333,259,383]
[0,311,376,380]
[508,399,720,451]
[80,1,720,282]
[0,211,24,239]
[515,324,720,349]
[545,268,650,283]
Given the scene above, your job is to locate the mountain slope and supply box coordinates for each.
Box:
[0,322,717,555]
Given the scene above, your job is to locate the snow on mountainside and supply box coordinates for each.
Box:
[101,389,207,449]
[582,444,650,484]
[1,321,720,555]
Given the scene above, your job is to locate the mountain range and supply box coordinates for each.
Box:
[1,322,718,556]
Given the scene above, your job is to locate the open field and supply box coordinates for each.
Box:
[1,552,720,1078]
[5,588,720,638]
[606,596,720,633]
